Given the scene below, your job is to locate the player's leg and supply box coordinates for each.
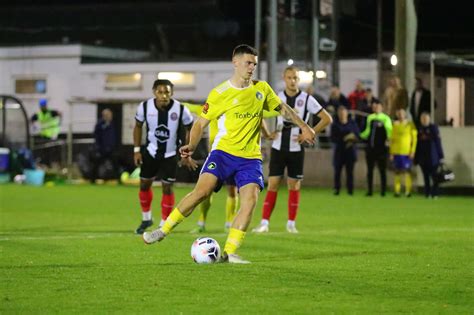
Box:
[136,178,154,234]
[190,194,212,233]
[223,183,260,264]
[225,184,238,230]
[143,173,218,244]
[160,182,174,227]
[253,176,280,233]
[143,150,228,244]
[285,150,304,233]
[157,156,179,226]
[286,178,301,233]
[394,171,402,197]
[253,148,283,233]
[135,151,158,234]
[222,157,264,263]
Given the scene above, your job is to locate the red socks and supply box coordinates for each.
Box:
[139,189,153,213]
[262,191,278,220]
[161,193,175,220]
[288,190,300,221]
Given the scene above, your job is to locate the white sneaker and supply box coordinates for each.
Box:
[286,225,299,234]
[143,229,166,244]
[252,224,269,233]
[228,254,251,264]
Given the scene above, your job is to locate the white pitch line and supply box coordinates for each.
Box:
[0,227,471,242]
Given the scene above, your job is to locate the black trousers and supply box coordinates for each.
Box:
[420,164,439,197]
[334,159,355,194]
[366,151,387,194]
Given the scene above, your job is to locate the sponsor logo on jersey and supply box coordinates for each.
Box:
[155,124,170,143]
[256,91,263,100]
[202,103,209,114]
[170,112,178,121]
[234,112,263,119]
[207,162,217,170]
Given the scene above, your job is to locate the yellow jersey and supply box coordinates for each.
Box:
[201,80,281,159]
[390,120,417,155]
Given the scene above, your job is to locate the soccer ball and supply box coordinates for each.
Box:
[191,237,221,264]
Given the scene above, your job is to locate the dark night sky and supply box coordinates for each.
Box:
[1,0,472,61]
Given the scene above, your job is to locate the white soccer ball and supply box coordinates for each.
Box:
[191,237,221,264]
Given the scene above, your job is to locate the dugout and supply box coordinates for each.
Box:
[0,95,31,150]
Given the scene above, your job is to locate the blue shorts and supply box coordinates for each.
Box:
[201,150,264,192]
[393,155,412,171]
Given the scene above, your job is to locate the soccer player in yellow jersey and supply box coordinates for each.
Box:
[143,44,315,263]
[390,108,417,197]
[184,102,274,233]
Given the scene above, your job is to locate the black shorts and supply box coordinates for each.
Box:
[140,150,178,183]
[268,148,304,180]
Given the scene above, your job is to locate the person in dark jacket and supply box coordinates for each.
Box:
[330,106,360,195]
[356,88,379,131]
[360,102,393,196]
[414,112,444,198]
[326,85,350,116]
[91,108,118,182]
[410,78,433,126]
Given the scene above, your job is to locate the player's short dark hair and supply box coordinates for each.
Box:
[152,79,174,90]
[232,44,258,57]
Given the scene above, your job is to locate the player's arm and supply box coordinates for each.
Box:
[179,116,211,158]
[260,119,276,140]
[312,109,333,135]
[275,102,315,144]
[133,121,143,166]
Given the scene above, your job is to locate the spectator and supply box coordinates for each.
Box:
[90,108,118,183]
[360,102,392,196]
[414,112,444,198]
[326,86,350,117]
[383,76,408,118]
[356,88,379,131]
[330,106,360,195]
[389,108,417,197]
[410,77,433,126]
[31,98,61,140]
[347,80,366,110]
[30,98,62,166]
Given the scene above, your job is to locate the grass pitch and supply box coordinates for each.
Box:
[1,184,473,314]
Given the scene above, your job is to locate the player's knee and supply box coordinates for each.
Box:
[140,180,153,191]
[193,188,213,203]
[162,183,173,195]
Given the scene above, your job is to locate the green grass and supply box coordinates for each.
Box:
[1,184,473,314]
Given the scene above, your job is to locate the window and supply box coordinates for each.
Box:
[15,79,47,94]
[105,73,142,91]
[157,72,195,88]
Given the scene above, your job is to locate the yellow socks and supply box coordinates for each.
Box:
[161,208,185,235]
[225,196,238,225]
[394,174,401,194]
[223,228,246,255]
[198,195,212,225]
[405,173,412,195]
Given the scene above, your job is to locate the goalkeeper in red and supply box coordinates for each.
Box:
[143,44,315,263]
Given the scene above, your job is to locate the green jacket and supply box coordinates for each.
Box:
[37,110,60,139]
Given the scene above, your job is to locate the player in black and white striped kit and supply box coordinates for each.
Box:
[253,66,332,233]
[133,79,195,234]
